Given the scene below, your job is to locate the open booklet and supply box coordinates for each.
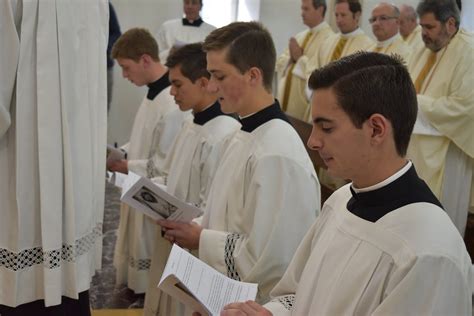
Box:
[120,172,203,222]
[159,244,258,316]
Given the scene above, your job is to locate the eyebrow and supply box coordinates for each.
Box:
[313,117,333,124]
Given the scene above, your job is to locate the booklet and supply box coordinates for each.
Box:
[159,244,258,316]
[121,172,203,222]
[106,144,127,160]
[106,171,128,189]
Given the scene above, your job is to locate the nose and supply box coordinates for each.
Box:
[122,69,127,79]
[170,85,177,96]
[207,77,219,93]
[307,126,322,151]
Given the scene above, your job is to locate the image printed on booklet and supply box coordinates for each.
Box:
[121,172,203,222]
[159,244,258,316]
[132,186,178,219]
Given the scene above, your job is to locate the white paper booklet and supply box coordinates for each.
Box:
[106,171,128,189]
[159,244,258,316]
[121,172,203,222]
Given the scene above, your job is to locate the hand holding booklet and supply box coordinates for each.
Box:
[120,172,203,222]
[106,144,127,160]
[159,244,258,316]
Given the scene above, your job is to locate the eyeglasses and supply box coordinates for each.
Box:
[368,16,398,24]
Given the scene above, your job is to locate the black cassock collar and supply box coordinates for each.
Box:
[347,165,443,222]
[146,71,171,100]
[240,100,290,133]
[182,18,204,27]
[193,101,236,125]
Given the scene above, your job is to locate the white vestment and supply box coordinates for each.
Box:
[369,34,412,64]
[114,85,185,293]
[143,109,241,316]
[404,25,424,54]
[407,30,474,235]
[276,22,334,120]
[265,164,472,315]
[0,0,107,307]
[156,18,216,62]
[303,28,374,121]
[199,105,321,303]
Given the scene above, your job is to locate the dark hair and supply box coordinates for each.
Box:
[111,28,159,62]
[335,0,362,15]
[417,0,460,29]
[312,0,327,17]
[165,43,209,82]
[203,21,276,92]
[308,52,417,156]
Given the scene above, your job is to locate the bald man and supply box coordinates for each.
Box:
[369,2,411,62]
[399,4,424,52]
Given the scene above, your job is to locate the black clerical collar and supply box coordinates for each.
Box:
[193,101,233,125]
[240,100,291,133]
[347,164,443,222]
[182,17,204,27]
[146,71,171,100]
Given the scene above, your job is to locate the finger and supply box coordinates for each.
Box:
[220,309,245,316]
[245,301,266,312]
[223,302,245,310]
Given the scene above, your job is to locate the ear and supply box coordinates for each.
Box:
[354,11,361,23]
[366,114,389,146]
[446,16,457,35]
[247,67,263,87]
[140,54,153,67]
[197,77,209,90]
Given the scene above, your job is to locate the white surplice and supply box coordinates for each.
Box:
[143,113,241,316]
[0,0,108,307]
[276,22,334,120]
[407,30,474,235]
[265,166,472,316]
[114,87,186,293]
[199,117,320,304]
[155,18,216,62]
[369,34,412,64]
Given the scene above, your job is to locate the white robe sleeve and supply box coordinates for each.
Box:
[199,155,319,302]
[373,255,472,315]
[0,0,20,138]
[156,22,172,62]
[196,140,221,209]
[417,52,474,158]
[263,217,321,315]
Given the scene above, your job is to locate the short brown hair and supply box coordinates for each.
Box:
[111,28,159,62]
[335,0,362,15]
[165,43,209,82]
[309,52,417,156]
[203,21,276,92]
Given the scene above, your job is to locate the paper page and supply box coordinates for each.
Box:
[120,171,141,198]
[121,173,203,222]
[159,245,258,316]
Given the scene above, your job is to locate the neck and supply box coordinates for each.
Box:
[148,63,167,84]
[238,89,275,117]
[352,156,407,189]
[307,18,324,29]
[194,94,218,113]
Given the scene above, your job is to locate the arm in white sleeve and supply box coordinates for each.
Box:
[199,156,319,302]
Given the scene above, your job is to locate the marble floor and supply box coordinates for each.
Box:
[90,182,145,310]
